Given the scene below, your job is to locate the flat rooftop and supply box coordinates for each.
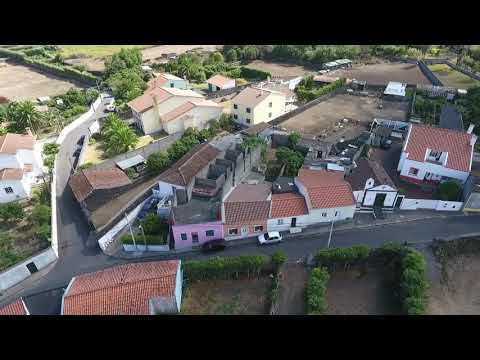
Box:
[173,197,220,225]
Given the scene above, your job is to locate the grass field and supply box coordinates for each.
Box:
[59,45,152,59]
[428,63,480,89]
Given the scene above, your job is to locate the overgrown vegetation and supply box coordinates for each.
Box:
[435,181,462,201]
[315,245,371,272]
[456,86,480,135]
[276,147,305,177]
[411,91,447,125]
[306,267,330,315]
[121,214,169,246]
[295,77,346,102]
[101,113,139,156]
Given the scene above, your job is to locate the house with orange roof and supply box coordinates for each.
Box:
[128,85,222,135]
[147,72,188,91]
[206,74,235,92]
[61,260,182,315]
[397,124,477,185]
[0,129,44,203]
[0,298,30,315]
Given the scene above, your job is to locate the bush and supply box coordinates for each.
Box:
[121,233,167,245]
[0,202,25,223]
[30,204,51,226]
[436,181,461,201]
[306,267,330,315]
[62,105,88,119]
[239,66,271,80]
[78,162,93,171]
[271,250,287,272]
[315,245,371,270]
[140,213,165,235]
[183,255,271,282]
[42,143,60,157]
[295,78,346,103]
[37,223,51,242]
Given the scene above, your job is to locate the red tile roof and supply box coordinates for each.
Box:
[0,299,28,315]
[224,201,271,224]
[158,143,221,186]
[207,74,234,88]
[0,168,24,181]
[225,183,271,202]
[69,168,132,203]
[270,192,308,218]
[0,133,35,154]
[160,100,221,123]
[147,75,168,91]
[405,124,474,172]
[127,87,172,113]
[63,261,180,315]
[297,168,355,209]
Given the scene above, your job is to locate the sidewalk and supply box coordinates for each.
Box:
[109,210,461,260]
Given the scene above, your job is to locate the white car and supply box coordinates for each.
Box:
[258,231,283,245]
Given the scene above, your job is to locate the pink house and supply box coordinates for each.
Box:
[171,198,224,249]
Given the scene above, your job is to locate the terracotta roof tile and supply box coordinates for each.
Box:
[127,87,171,113]
[0,168,24,181]
[207,74,234,88]
[405,124,474,172]
[0,133,35,154]
[297,168,345,188]
[270,192,308,218]
[346,158,396,190]
[225,183,271,202]
[161,102,196,123]
[63,261,179,315]
[232,87,278,108]
[69,168,131,203]
[0,299,28,315]
[224,201,271,224]
[158,143,221,186]
[147,75,168,91]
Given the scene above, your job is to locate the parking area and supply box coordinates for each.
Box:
[333,61,431,86]
[0,62,83,101]
[280,94,409,138]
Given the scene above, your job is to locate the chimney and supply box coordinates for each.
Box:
[467,123,475,134]
[471,134,478,147]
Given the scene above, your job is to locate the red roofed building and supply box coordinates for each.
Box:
[206,74,235,92]
[0,298,29,315]
[61,260,182,315]
[267,192,309,231]
[397,124,477,185]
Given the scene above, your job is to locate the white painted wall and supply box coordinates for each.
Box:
[353,190,365,204]
[400,198,463,211]
[0,179,28,203]
[140,108,162,135]
[253,92,286,125]
[399,158,470,184]
[362,190,397,207]
[164,106,222,135]
[267,214,311,232]
[0,154,21,170]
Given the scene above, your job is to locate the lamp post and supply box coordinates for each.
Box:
[327,211,339,248]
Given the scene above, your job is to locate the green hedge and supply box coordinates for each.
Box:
[183,255,271,282]
[0,48,98,85]
[306,267,330,315]
[121,233,167,245]
[296,78,346,102]
[239,66,271,80]
[315,245,371,270]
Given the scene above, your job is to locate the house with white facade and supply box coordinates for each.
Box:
[206,74,236,92]
[231,86,286,127]
[397,124,477,185]
[128,86,223,135]
[147,72,188,90]
[0,130,43,203]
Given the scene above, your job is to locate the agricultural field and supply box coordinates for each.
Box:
[181,278,271,315]
[59,45,152,59]
[428,63,480,89]
[333,62,431,85]
[244,59,315,77]
[280,93,409,138]
[0,62,82,101]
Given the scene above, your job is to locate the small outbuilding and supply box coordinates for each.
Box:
[384,82,407,98]
[206,74,236,92]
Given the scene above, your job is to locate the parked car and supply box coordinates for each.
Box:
[258,231,283,245]
[201,239,227,253]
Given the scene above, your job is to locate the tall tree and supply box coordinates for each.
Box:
[102,114,138,156]
[5,101,43,134]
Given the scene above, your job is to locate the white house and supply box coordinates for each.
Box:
[0,130,43,203]
[397,124,477,185]
[147,72,188,90]
[206,74,235,92]
[231,86,286,127]
[128,87,222,135]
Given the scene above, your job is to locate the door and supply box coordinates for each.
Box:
[394,196,404,209]
[291,217,297,228]
[373,193,387,208]
[241,227,249,236]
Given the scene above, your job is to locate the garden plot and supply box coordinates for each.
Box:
[280,94,409,138]
[428,63,480,89]
[181,277,271,315]
[334,62,431,86]
[244,60,315,77]
[0,63,82,101]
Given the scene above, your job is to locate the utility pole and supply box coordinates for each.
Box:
[327,212,338,248]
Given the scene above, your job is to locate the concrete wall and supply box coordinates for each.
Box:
[175,262,183,312]
[362,189,397,207]
[0,247,57,292]
[400,198,462,211]
[399,158,470,184]
[253,92,286,125]
[173,221,224,249]
[140,108,162,135]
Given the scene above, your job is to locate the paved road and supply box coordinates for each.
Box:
[3,214,479,314]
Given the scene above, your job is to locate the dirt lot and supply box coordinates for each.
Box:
[245,60,315,77]
[0,63,82,101]
[326,266,399,315]
[333,62,431,86]
[280,94,409,137]
[181,277,270,315]
[428,63,480,89]
[276,264,309,315]
[428,253,480,315]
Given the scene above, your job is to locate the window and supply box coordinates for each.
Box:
[277,219,284,225]
[408,168,419,176]
[335,211,338,217]
[254,225,263,232]
[430,150,441,158]
[269,112,272,118]
[191,232,199,243]
[246,118,251,124]
[170,83,174,88]
[228,228,238,235]
[233,114,238,119]
[4,187,13,194]
[217,86,221,91]
[234,104,238,109]
[246,107,251,113]
[269,102,272,108]
[322,212,327,217]
[180,233,187,241]
[206,230,214,237]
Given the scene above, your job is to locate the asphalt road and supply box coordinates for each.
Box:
[7,213,480,314]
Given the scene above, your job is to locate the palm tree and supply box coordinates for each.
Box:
[6,101,44,134]
[104,126,138,156]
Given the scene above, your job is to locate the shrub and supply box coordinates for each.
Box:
[37,223,52,242]
[42,143,60,157]
[271,250,287,273]
[146,151,171,176]
[121,233,167,245]
[78,162,93,171]
[239,66,271,80]
[0,202,25,223]
[315,245,371,270]
[306,267,330,315]
[62,105,88,119]
[30,204,51,226]
[436,181,461,201]
[140,213,165,235]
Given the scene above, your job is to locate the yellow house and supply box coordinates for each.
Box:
[231,87,286,127]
